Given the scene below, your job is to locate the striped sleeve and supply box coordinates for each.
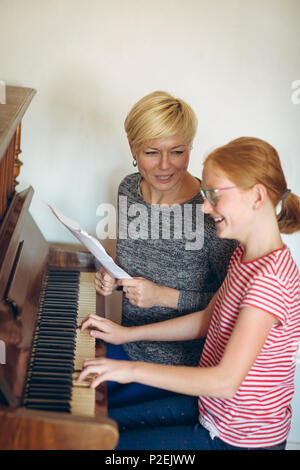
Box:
[240,275,288,325]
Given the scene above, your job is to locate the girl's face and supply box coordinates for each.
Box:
[201,162,254,243]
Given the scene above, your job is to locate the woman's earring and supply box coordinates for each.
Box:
[132,158,137,167]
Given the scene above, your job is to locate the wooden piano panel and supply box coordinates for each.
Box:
[0,130,16,221]
[0,86,118,450]
[0,407,118,450]
[0,87,36,222]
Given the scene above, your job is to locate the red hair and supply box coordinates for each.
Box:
[204,137,300,234]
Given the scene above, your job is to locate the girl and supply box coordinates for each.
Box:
[77,137,300,450]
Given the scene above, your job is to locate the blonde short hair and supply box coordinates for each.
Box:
[124,91,197,152]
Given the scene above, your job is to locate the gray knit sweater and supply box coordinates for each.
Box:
[116,173,238,366]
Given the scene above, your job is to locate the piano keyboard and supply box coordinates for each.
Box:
[23,270,96,417]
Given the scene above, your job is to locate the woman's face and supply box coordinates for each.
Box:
[133,135,191,195]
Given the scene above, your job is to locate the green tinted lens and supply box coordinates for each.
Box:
[201,189,212,204]
[201,189,217,206]
[210,190,217,206]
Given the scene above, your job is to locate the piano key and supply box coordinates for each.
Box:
[29,364,74,373]
[33,340,75,350]
[28,372,73,382]
[35,329,76,338]
[30,357,74,365]
[25,383,71,392]
[38,318,77,325]
[30,349,74,359]
[25,403,70,412]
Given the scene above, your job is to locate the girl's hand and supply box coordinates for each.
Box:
[94,266,117,296]
[117,277,163,308]
[76,357,135,388]
[80,314,130,345]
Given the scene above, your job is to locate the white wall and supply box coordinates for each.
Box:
[1,0,300,447]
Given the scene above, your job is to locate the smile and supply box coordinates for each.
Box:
[214,217,225,224]
[156,175,173,182]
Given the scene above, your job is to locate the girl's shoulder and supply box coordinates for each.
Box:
[237,245,299,291]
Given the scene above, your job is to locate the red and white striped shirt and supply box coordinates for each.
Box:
[198,244,300,448]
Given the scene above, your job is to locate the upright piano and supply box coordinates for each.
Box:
[0,86,119,450]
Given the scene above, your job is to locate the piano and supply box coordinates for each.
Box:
[0,86,119,449]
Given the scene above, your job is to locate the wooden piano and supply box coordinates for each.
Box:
[0,86,119,450]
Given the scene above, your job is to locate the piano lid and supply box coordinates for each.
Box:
[0,86,36,164]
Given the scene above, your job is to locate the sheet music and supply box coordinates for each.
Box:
[49,206,131,279]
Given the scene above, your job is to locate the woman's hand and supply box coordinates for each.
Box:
[118,277,180,309]
[80,314,130,345]
[117,277,163,308]
[76,357,135,389]
[94,266,117,296]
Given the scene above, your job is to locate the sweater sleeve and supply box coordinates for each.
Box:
[177,289,211,313]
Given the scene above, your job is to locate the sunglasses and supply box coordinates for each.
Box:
[200,185,238,206]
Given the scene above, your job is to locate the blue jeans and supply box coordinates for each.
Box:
[109,395,286,451]
[106,343,182,408]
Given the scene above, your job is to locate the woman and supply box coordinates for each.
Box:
[79,137,300,450]
[96,91,237,407]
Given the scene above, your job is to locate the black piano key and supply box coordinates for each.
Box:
[30,357,74,365]
[44,288,78,294]
[38,323,76,328]
[26,383,71,392]
[31,343,75,350]
[25,381,72,389]
[37,320,77,327]
[31,351,74,360]
[41,305,77,312]
[28,375,73,386]
[32,361,74,370]
[25,403,70,412]
[33,338,75,346]
[36,329,76,338]
[30,349,74,359]
[29,365,74,374]
[40,311,77,318]
[25,399,70,406]
[43,297,77,303]
[26,391,71,399]
[30,364,74,373]
[45,282,79,288]
[39,318,77,325]
[29,354,74,363]
[34,336,77,344]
